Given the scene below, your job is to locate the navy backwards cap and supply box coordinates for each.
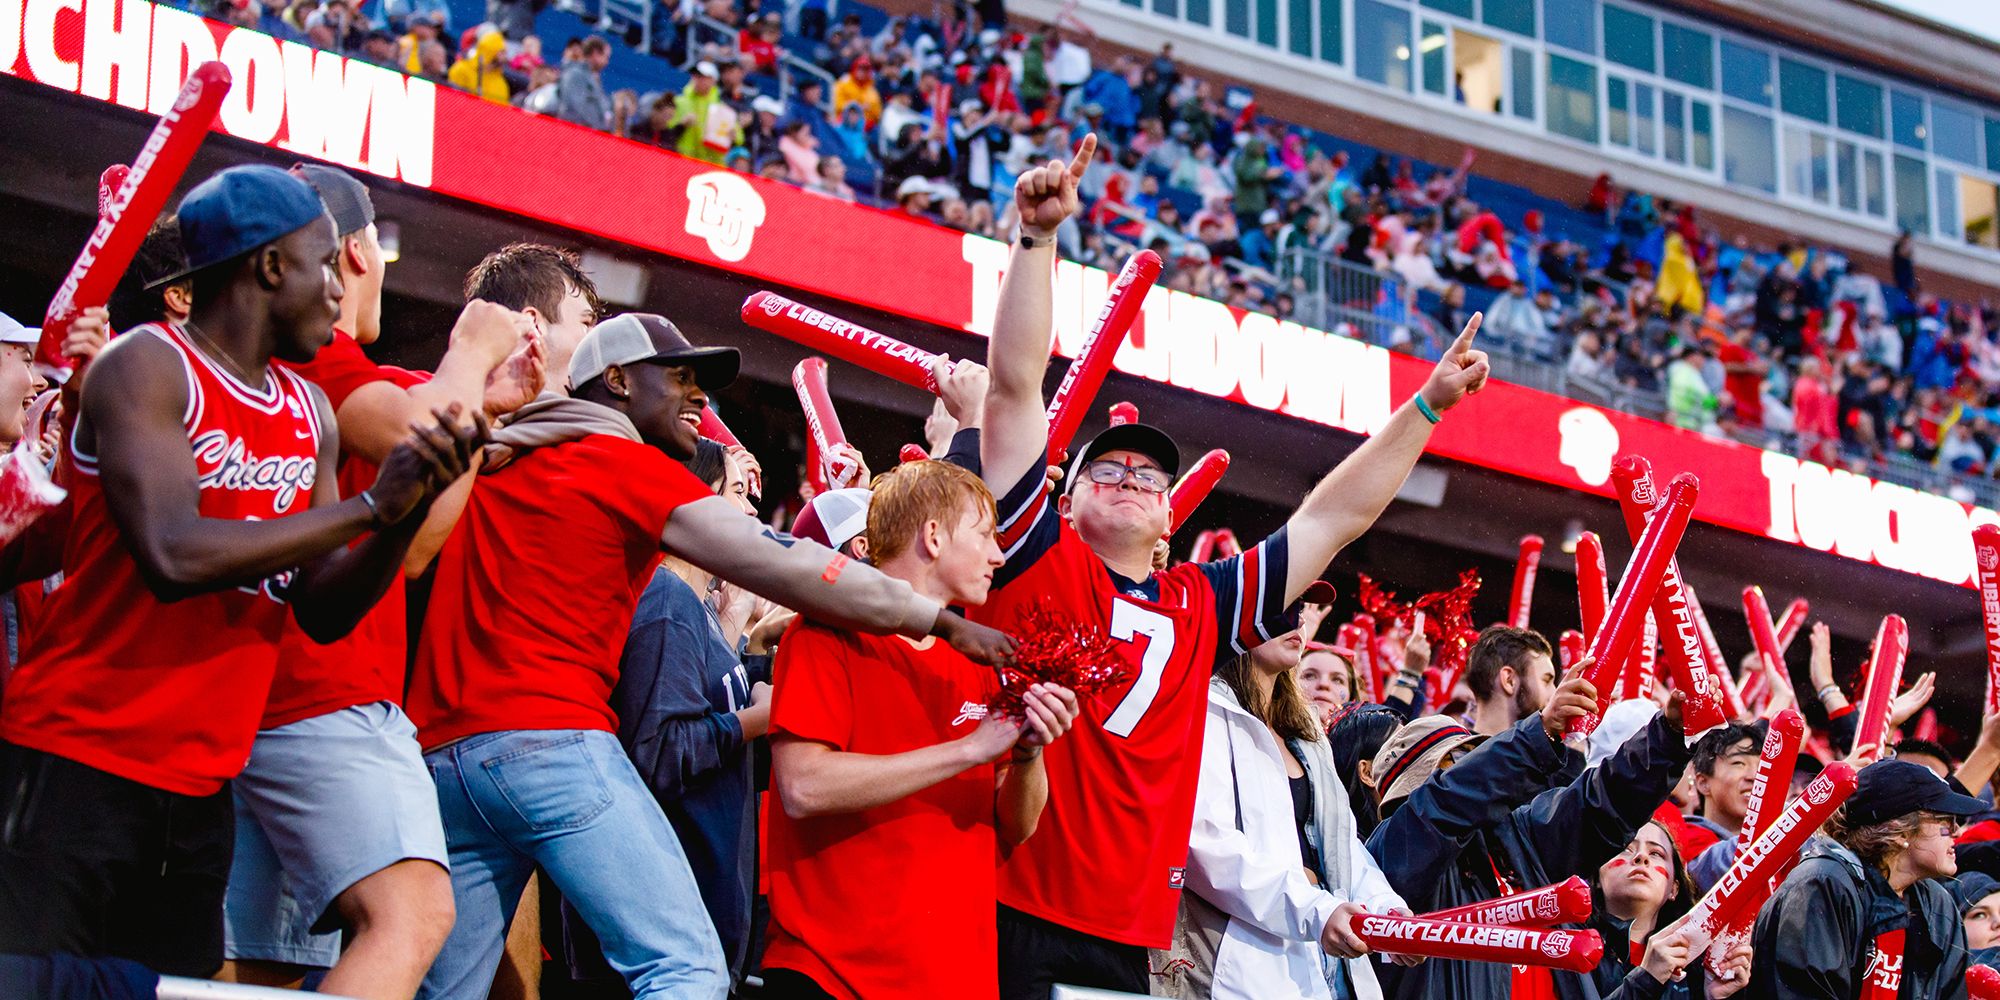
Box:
[1843,758,1988,826]
[148,165,328,289]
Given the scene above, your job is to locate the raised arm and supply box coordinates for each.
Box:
[330,301,531,464]
[980,134,1096,496]
[1282,315,1488,602]
[659,496,1015,665]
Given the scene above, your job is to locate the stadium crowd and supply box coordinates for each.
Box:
[158,0,2000,496]
[0,118,1997,1000]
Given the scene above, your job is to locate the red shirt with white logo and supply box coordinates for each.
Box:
[405,434,712,749]
[763,622,1001,1000]
[1860,928,1905,1000]
[264,332,429,729]
[1,323,324,795]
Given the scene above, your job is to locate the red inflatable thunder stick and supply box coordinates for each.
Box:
[792,358,863,491]
[1045,250,1161,464]
[1676,762,1859,955]
[1348,913,1603,972]
[41,62,232,380]
[1704,707,1805,980]
[1168,450,1230,534]
[1107,401,1140,426]
[1854,614,1910,753]
[1774,597,1809,654]
[1741,586,1797,715]
[1558,630,1585,670]
[1975,524,2000,716]
[1684,584,1748,722]
[97,165,130,218]
[1618,613,1659,702]
[741,291,949,394]
[1423,875,1593,928]
[697,407,761,500]
[1509,535,1544,629]
[1971,964,2000,1000]
[899,444,928,464]
[1609,457,1727,735]
[1340,622,1381,705]
[1575,531,1609,645]
[1565,473,1698,745]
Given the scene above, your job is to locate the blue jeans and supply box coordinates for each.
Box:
[419,730,726,1000]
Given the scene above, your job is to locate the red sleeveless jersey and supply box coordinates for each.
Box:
[0,323,323,796]
[968,465,1291,947]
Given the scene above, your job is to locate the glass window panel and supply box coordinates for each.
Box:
[1319,0,1343,63]
[1662,91,1686,164]
[1601,4,1654,73]
[1894,153,1930,234]
[1289,0,1313,55]
[1810,132,1830,202]
[1988,117,2000,171]
[1864,150,1886,216]
[1932,101,1979,166]
[1356,0,1414,90]
[1660,23,1711,88]
[1187,0,1211,26]
[1256,0,1279,46]
[1607,76,1631,146]
[1723,106,1777,193]
[1546,53,1599,143]
[1635,82,1655,155]
[1420,0,1473,15]
[1510,45,1535,119]
[1483,0,1535,38]
[1422,20,1449,95]
[1692,100,1714,170]
[1964,177,1999,249]
[1543,0,1595,55]
[1891,90,1925,150]
[1937,168,1959,240]
[1836,139,1859,212]
[1835,75,1882,138]
[1778,59,1828,123]
[1153,0,1178,16]
[1783,126,1811,200]
[1226,0,1249,36]
[1721,39,1772,106]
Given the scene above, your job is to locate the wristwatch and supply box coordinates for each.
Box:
[1019,232,1056,250]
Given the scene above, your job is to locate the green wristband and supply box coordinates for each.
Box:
[1412,393,1442,425]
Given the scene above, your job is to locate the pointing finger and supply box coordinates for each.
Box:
[1451,312,1483,356]
[1068,133,1098,181]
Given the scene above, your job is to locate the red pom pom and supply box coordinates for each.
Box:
[1358,569,1483,707]
[990,605,1132,718]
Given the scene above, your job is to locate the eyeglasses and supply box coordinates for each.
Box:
[1082,460,1171,494]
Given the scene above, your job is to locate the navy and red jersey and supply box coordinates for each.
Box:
[968,463,1291,947]
[263,332,428,729]
[1,322,323,795]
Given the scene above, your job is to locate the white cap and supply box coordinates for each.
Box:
[0,312,37,346]
[694,60,719,78]
[896,175,934,200]
[752,94,785,116]
[791,487,874,550]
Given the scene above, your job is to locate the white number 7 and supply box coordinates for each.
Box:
[1103,600,1177,738]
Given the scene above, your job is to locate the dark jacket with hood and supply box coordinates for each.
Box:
[1742,841,1968,1000]
[1366,711,1693,1000]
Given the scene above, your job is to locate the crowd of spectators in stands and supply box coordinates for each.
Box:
[179,0,2000,494]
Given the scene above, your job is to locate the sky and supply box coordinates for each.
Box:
[1876,0,2000,45]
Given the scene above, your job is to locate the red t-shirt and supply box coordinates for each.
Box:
[1717,342,1764,429]
[763,622,1001,1000]
[967,466,1291,947]
[1,323,323,795]
[404,434,712,748]
[265,332,429,729]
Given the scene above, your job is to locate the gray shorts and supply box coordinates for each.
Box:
[222,701,449,967]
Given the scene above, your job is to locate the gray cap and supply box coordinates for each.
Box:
[1372,715,1485,807]
[291,163,375,238]
[567,313,739,393]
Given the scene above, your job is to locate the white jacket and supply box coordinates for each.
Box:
[1185,679,1407,1000]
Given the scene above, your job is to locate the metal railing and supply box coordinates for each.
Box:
[683,13,834,110]
[1279,247,1451,357]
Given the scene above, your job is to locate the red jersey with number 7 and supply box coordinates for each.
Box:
[968,464,1291,947]
[1,322,323,796]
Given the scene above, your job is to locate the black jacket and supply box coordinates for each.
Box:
[1743,842,1968,1000]
[1366,712,1692,1000]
